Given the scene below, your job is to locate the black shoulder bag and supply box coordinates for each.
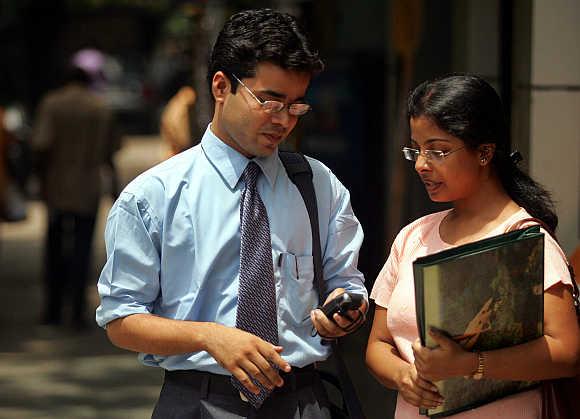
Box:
[279,151,366,419]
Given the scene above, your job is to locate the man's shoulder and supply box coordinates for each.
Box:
[123,145,203,196]
[288,154,337,188]
[301,154,330,173]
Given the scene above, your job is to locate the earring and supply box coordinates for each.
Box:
[480,157,487,164]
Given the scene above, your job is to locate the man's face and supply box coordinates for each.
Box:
[211,62,311,158]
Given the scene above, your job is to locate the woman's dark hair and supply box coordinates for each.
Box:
[408,74,558,232]
[207,8,324,96]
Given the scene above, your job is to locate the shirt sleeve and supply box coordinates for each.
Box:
[320,170,367,300]
[96,191,162,328]
[543,230,573,290]
[370,228,405,309]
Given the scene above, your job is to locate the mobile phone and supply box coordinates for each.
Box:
[320,292,364,320]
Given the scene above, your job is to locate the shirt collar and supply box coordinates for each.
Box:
[200,125,280,189]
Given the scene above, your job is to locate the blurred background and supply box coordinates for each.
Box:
[0,0,578,418]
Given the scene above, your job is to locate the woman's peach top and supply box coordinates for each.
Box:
[370,208,573,419]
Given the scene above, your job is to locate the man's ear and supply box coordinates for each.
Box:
[478,143,496,165]
[211,71,230,103]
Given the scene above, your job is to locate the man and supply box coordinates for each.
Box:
[96,9,367,418]
[33,63,119,329]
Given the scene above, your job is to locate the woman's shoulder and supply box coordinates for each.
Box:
[388,209,452,256]
[506,208,572,284]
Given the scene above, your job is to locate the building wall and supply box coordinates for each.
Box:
[529,0,580,254]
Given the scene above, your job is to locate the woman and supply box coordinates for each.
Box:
[366,74,579,418]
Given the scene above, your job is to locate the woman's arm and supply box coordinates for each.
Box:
[413,282,580,382]
[366,306,444,409]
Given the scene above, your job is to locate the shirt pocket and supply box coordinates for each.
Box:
[276,252,319,325]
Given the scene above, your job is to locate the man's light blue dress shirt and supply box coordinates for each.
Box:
[96,126,366,374]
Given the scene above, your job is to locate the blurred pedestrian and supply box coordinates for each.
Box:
[32,62,120,329]
[159,85,196,158]
[0,107,7,219]
[0,105,29,222]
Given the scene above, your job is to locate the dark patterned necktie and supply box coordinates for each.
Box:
[231,161,279,408]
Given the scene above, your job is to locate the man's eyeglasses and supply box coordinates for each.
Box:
[402,146,465,163]
[232,74,311,117]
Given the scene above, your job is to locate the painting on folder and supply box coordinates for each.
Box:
[413,226,544,417]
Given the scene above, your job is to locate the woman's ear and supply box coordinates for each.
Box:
[478,143,496,165]
[211,71,230,103]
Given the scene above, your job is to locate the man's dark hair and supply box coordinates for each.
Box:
[207,8,324,96]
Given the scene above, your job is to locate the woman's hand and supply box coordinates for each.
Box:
[397,362,444,409]
[412,328,476,382]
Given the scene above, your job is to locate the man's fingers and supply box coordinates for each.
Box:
[239,341,289,391]
[231,368,260,394]
[263,345,291,372]
[323,288,345,305]
[311,309,343,337]
[240,358,278,390]
[249,353,284,388]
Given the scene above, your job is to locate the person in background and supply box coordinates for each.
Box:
[159,85,197,159]
[0,107,7,219]
[96,9,367,419]
[366,74,579,418]
[32,62,119,329]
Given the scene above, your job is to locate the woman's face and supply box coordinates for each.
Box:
[409,116,487,203]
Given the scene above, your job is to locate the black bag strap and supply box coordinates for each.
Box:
[279,150,366,419]
[278,151,325,300]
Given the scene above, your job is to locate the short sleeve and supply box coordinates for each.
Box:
[370,231,404,308]
[96,191,162,328]
[543,231,573,290]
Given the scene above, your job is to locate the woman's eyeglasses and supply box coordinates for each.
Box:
[232,74,311,117]
[402,146,465,163]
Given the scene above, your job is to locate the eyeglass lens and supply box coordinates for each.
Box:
[233,74,311,116]
[402,147,446,162]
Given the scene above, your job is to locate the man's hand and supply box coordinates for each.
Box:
[397,363,444,409]
[310,288,368,338]
[203,324,291,394]
[412,328,475,382]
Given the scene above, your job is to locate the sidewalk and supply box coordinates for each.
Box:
[0,136,165,419]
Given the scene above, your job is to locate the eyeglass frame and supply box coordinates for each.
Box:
[402,146,466,163]
[231,74,312,116]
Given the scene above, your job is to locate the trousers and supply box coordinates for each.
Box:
[43,208,96,327]
[151,365,332,419]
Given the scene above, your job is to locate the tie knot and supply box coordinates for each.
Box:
[243,161,261,188]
